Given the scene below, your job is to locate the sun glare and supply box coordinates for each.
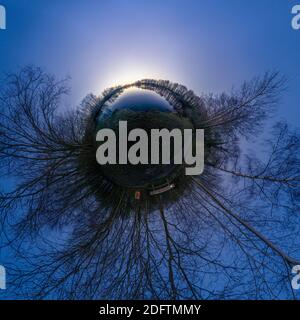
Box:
[100,63,165,89]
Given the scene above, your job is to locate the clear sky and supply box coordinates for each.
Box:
[0,0,300,126]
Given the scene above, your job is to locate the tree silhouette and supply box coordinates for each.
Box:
[0,66,299,299]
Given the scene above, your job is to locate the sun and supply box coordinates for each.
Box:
[100,60,167,89]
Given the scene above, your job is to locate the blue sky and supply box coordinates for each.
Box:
[0,0,300,125]
[0,0,300,299]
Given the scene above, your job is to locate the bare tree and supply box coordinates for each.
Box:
[0,66,299,299]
